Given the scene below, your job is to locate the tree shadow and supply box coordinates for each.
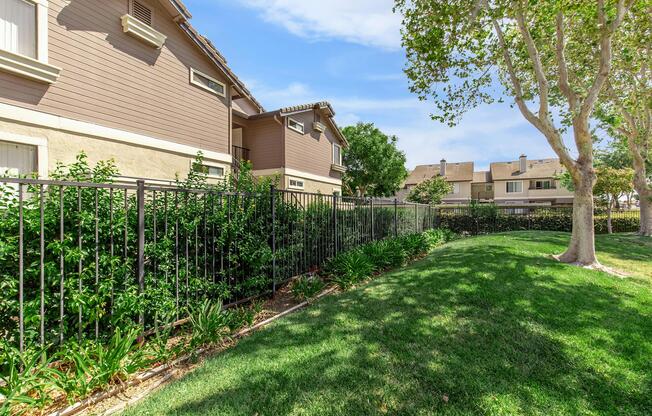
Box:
[129,240,652,415]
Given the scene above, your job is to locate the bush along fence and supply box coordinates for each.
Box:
[436,203,640,235]
[0,167,437,357]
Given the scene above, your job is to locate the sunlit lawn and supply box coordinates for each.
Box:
[125,231,652,415]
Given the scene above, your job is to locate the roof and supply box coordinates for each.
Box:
[403,161,474,186]
[490,158,566,180]
[159,0,264,113]
[472,171,492,183]
[251,102,348,146]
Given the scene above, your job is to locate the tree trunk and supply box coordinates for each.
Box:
[557,170,599,265]
[638,188,652,237]
[606,198,613,234]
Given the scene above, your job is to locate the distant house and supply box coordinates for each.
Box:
[490,155,573,206]
[398,155,574,206]
[0,0,345,193]
[397,159,474,203]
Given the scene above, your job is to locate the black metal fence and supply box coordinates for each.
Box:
[0,178,435,353]
[436,205,641,235]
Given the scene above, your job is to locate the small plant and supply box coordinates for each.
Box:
[423,228,455,249]
[188,300,231,348]
[226,301,264,331]
[325,250,374,290]
[0,342,57,415]
[291,275,326,300]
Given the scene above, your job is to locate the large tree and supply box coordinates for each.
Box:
[395,0,635,266]
[341,123,408,197]
[597,1,652,235]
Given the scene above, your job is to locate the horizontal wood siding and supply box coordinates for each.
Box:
[0,0,230,154]
[242,117,283,170]
[284,110,341,180]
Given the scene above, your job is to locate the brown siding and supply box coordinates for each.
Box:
[0,0,230,154]
[284,110,341,179]
[242,117,284,170]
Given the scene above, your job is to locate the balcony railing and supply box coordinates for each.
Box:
[232,145,250,161]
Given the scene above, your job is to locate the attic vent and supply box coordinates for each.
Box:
[132,1,152,26]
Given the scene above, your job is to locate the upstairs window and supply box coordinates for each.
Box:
[531,180,553,190]
[332,143,342,166]
[0,0,37,59]
[451,183,460,194]
[506,181,523,193]
[287,118,304,134]
[190,68,226,97]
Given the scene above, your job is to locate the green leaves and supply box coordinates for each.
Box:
[341,123,408,197]
[406,176,453,204]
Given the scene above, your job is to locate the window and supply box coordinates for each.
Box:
[0,0,37,58]
[485,184,493,191]
[506,181,523,193]
[288,178,304,190]
[451,183,460,194]
[531,180,552,190]
[0,141,37,176]
[287,118,304,134]
[190,68,226,97]
[332,143,342,166]
[130,0,152,26]
[194,164,224,178]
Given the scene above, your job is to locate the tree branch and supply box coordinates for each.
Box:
[492,18,577,173]
[555,11,578,113]
[514,5,549,120]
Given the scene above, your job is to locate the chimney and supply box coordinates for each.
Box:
[519,154,527,173]
[440,159,447,176]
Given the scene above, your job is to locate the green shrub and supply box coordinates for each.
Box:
[226,301,264,331]
[188,300,231,348]
[325,250,374,290]
[397,233,429,258]
[423,228,455,248]
[291,275,326,300]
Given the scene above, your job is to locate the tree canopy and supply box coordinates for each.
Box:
[341,123,408,197]
[406,176,453,204]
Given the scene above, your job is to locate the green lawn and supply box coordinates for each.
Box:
[125,232,652,416]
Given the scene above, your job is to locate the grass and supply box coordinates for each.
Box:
[124,232,652,415]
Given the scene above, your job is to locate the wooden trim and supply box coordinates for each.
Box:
[121,14,167,49]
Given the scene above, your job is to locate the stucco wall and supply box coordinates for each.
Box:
[0,119,231,181]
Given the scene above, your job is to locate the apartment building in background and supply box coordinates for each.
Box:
[0,0,347,194]
[399,155,574,206]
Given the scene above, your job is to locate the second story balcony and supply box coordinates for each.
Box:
[232,145,250,162]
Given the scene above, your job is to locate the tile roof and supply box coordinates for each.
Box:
[472,171,492,183]
[404,162,474,186]
[490,158,566,180]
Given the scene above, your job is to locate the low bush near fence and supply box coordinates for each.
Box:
[324,229,454,290]
[437,206,640,235]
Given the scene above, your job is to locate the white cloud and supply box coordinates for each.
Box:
[237,0,402,50]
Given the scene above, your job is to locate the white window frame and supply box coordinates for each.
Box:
[0,0,60,84]
[189,68,226,97]
[287,117,305,134]
[0,133,48,179]
[332,143,343,166]
[288,177,305,190]
[506,181,523,193]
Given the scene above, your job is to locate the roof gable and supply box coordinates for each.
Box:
[490,158,565,180]
[404,161,474,185]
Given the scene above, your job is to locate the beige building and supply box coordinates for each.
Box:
[400,155,574,206]
[0,0,346,194]
[398,159,474,203]
[490,155,573,206]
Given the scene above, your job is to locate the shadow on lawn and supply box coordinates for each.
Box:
[151,240,652,415]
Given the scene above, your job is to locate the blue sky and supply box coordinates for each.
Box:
[185,0,562,170]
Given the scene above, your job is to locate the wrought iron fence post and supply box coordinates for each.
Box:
[136,180,145,342]
[370,198,375,241]
[333,192,338,255]
[271,186,277,296]
[394,198,398,237]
